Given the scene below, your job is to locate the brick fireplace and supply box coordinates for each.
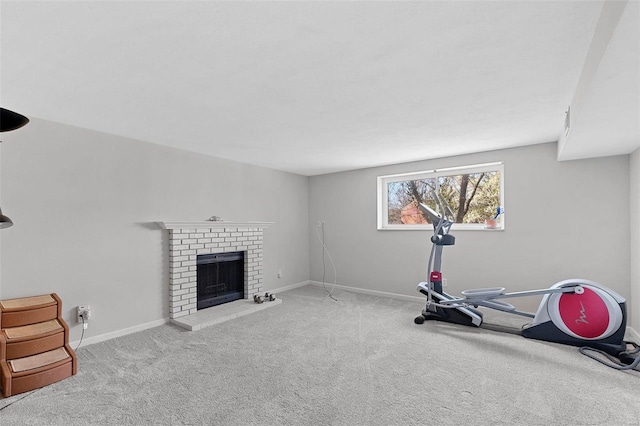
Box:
[157,221,272,323]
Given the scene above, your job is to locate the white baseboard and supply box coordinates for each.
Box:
[69,283,637,348]
[69,282,311,349]
[70,318,169,349]
[626,326,640,344]
[308,280,425,303]
[69,281,312,348]
[267,280,311,295]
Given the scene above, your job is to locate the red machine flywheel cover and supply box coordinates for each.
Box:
[557,288,609,339]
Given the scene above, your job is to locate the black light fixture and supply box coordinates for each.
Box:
[0,208,13,229]
[1,107,30,229]
[1,108,30,132]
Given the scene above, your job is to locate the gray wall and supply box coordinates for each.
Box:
[0,118,309,341]
[631,148,640,335]
[309,142,630,313]
[1,124,635,341]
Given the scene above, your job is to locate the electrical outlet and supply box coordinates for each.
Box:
[77,305,91,328]
[442,279,448,287]
[76,305,86,323]
[277,269,282,278]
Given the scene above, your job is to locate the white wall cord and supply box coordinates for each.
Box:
[315,222,337,301]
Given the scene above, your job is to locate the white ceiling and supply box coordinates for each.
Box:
[1,1,638,176]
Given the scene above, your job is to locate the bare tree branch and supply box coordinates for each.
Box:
[408,180,424,206]
[455,175,469,222]
[464,173,485,216]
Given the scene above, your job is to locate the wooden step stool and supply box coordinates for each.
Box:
[0,293,77,397]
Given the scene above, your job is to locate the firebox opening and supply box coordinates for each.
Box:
[196,251,244,310]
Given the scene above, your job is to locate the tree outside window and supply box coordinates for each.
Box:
[379,163,503,230]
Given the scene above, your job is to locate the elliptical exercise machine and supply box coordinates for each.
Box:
[414,192,639,370]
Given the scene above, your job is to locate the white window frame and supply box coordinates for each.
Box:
[377,162,504,231]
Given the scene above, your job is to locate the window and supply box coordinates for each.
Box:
[377,162,504,230]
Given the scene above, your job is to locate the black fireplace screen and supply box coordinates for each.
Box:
[196,252,244,310]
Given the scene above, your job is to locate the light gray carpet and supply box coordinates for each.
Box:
[1,285,639,425]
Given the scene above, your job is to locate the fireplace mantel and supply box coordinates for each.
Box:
[157,221,273,230]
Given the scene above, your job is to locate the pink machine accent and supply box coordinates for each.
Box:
[558,288,610,339]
